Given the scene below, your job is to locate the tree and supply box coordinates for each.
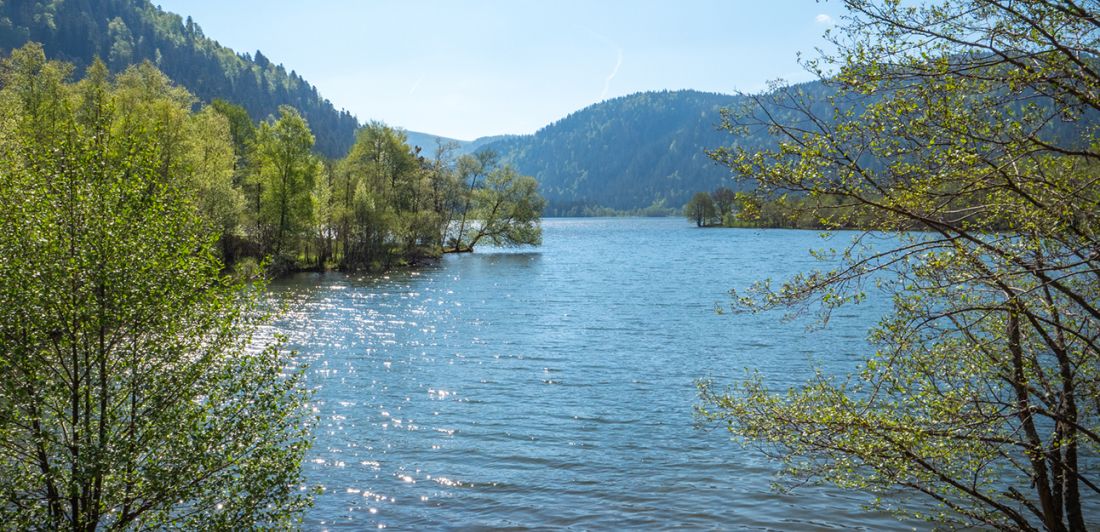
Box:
[426,139,463,250]
[683,191,718,227]
[699,2,1100,530]
[451,164,545,252]
[252,106,320,265]
[183,106,245,261]
[334,122,424,268]
[0,44,312,529]
[451,150,498,250]
[712,186,737,224]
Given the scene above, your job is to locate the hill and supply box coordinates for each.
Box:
[401,130,520,158]
[0,0,358,157]
[477,90,759,215]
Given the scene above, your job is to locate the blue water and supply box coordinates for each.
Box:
[268,217,912,530]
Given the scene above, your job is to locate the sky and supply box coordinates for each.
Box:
[154,1,838,140]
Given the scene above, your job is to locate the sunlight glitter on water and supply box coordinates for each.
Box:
[268,218,921,530]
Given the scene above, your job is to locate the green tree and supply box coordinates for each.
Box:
[450,150,498,251]
[683,191,718,227]
[0,44,311,530]
[209,98,257,175]
[712,186,736,225]
[452,164,545,252]
[334,122,423,268]
[426,139,463,250]
[252,105,320,265]
[308,162,334,269]
[700,2,1100,530]
[183,106,245,261]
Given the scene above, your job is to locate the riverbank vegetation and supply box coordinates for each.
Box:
[0,46,545,275]
[234,110,543,273]
[698,1,1100,530]
[0,42,544,527]
[683,186,879,229]
[215,101,543,274]
[0,44,312,528]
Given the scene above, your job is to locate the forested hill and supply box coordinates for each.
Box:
[476,81,1091,215]
[401,130,519,158]
[0,0,358,157]
[479,90,757,215]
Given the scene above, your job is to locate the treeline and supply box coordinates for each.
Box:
[1,44,544,276]
[214,96,545,273]
[485,81,1096,216]
[683,187,870,229]
[684,184,1047,231]
[0,0,358,157]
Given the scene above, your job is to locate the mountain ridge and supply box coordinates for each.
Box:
[0,0,359,157]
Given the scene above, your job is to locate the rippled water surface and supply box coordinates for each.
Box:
[268,217,912,530]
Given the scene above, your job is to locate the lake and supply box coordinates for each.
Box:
[267,217,912,530]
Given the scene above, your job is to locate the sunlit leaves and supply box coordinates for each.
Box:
[700,1,1100,530]
[0,44,312,530]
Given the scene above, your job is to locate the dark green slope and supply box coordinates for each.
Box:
[0,0,358,157]
[479,90,754,215]
[478,80,1093,215]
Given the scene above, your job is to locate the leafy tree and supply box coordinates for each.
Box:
[308,162,334,269]
[452,164,545,251]
[334,122,424,268]
[426,139,464,250]
[451,150,498,251]
[252,106,321,265]
[683,191,718,227]
[0,44,311,529]
[182,106,245,260]
[210,98,257,174]
[699,2,1100,530]
[712,186,736,224]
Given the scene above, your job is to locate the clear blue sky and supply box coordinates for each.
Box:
[154,1,838,140]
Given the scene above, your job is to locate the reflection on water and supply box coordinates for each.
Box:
[267,217,915,529]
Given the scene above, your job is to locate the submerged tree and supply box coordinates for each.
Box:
[0,44,312,529]
[699,1,1100,530]
[683,191,719,227]
[446,155,544,252]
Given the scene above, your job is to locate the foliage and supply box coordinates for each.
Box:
[456,163,545,250]
[0,44,312,529]
[683,191,719,227]
[700,1,1100,530]
[251,106,322,266]
[684,186,878,229]
[330,127,544,266]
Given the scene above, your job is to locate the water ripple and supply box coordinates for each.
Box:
[268,218,920,530]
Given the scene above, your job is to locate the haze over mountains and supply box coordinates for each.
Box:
[0,0,788,213]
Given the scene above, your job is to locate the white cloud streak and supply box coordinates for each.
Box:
[577,25,624,101]
[409,73,425,96]
[815,13,834,25]
[601,47,623,100]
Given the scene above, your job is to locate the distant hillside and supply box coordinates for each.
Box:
[0,0,358,157]
[401,130,520,158]
[476,82,1093,215]
[478,90,761,215]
